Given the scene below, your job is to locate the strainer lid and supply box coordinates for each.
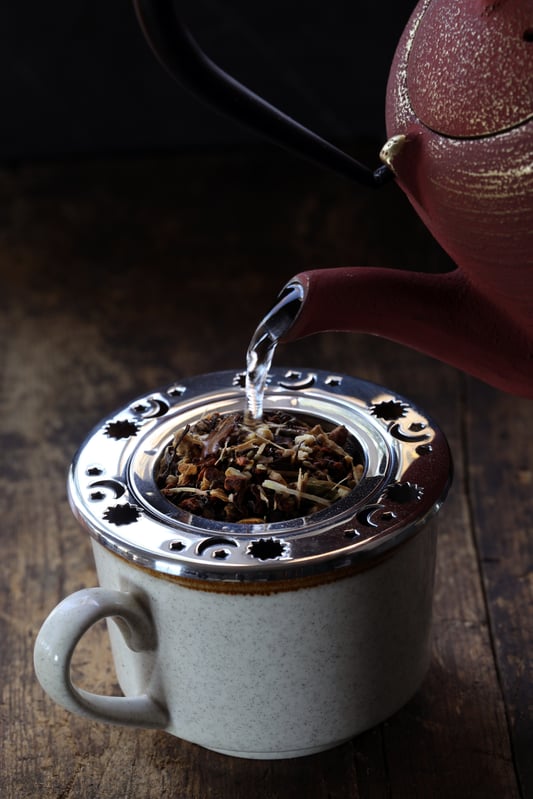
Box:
[68,369,452,582]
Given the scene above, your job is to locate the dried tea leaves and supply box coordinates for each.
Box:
[157,411,363,523]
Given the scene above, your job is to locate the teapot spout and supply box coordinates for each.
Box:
[280,267,533,399]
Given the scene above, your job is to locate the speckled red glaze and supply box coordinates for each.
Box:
[406,0,533,137]
[288,0,533,398]
[387,0,533,330]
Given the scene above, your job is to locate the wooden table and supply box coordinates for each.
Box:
[1,146,531,798]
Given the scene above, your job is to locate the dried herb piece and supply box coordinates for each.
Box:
[156,411,363,523]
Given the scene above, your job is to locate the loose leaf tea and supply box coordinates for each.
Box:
[157,411,364,523]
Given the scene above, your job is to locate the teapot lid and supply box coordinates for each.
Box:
[406,0,533,137]
[68,369,452,582]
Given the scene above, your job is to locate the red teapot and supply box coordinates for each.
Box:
[133,0,533,398]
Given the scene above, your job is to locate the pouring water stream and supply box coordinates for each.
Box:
[244,283,304,423]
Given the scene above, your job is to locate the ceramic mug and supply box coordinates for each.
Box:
[34,369,451,759]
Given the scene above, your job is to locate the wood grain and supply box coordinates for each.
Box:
[0,147,530,798]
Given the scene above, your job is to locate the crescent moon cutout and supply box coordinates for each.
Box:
[390,423,430,443]
[88,479,126,499]
[356,504,385,527]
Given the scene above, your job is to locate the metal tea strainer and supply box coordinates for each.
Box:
[68,369,452,582]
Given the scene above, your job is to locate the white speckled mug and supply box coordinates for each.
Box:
[34,370,451,759]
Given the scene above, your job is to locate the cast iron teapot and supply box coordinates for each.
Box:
[133,0,533,398]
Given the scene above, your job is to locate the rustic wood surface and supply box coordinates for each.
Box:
[0,145,531,798]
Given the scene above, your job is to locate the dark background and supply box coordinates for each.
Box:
[0,0,415,162]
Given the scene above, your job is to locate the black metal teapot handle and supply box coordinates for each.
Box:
[132,0,392,187]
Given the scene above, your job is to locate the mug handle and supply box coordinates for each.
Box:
[34,587,169,729]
